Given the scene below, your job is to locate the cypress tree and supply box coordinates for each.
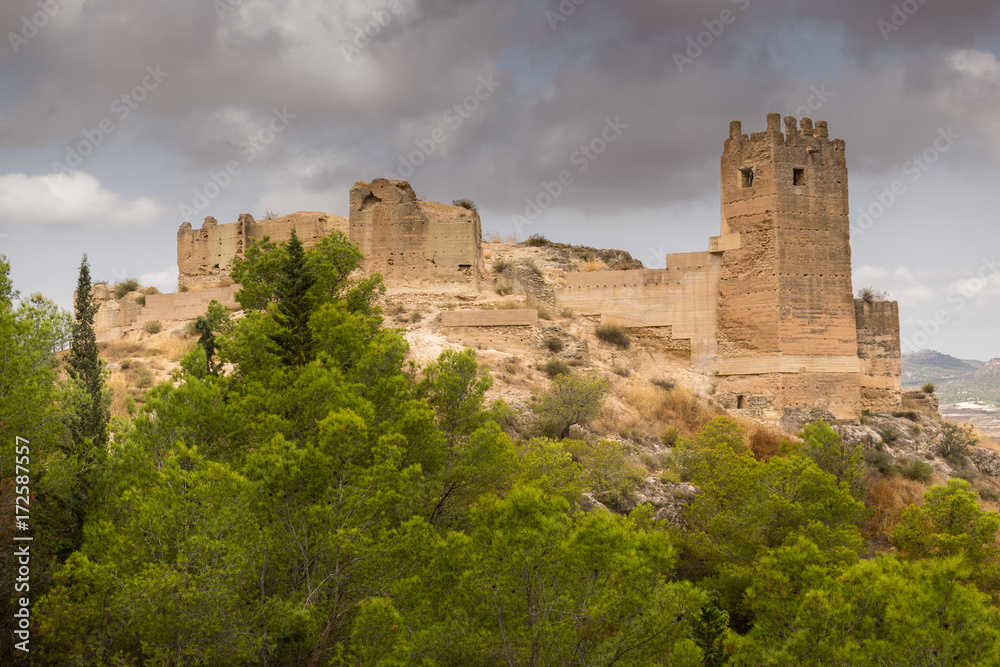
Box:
[67,254,108,459]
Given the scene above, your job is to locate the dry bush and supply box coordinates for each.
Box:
[623,385,664,421]
[483,249,494,260]
[99,340,146,361]
[738,419,788,461]
[864,472,928,537]
[976,430,1000,455]
[580,260,605,272]
[107,372,131,419]
[658,384,721,436]
[613,383,721,441]
[149,337,196,361]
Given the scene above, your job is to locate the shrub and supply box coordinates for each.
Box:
[409,311,423,323]
[142,286,160,295]
[543,358,571,378]
[865,447,899,477]
[892,410,922,422]
[580,260,605,272]
[263,208,277,219]
[178,283,190,293]
[652,378,676,392]
[452,198,478,212]
[880,426,901,445]
[493,256,512,274]
[521,258,543,277]
[662,426,680,447]
[543,336,564,353]
[937,422,978,463]
[921,382,936,394]
[901,459,933,484]
[613,365,631,377]
[114,278,140,299]
[135,294,146,307]
[595,323,630,349]
[857,286,889,303]
[534,372,610,439]
[143,320,162,334]
[979,485,999,502]
[495,282,514,296]
[526,234,550,247]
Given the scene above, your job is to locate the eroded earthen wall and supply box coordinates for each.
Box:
[855,299,903,413]
[554,252,719,370]
[177,212,348,288]
[349,179,481,286]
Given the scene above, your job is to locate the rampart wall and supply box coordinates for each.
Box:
[855,299,903,413]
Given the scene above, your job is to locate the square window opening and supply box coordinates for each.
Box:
[740,168,754,188]
[737,395,747,409]
[793,168,805,186]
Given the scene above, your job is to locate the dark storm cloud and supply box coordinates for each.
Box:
[1,0,998,212]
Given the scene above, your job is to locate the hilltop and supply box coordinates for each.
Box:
[903,350,1000,406]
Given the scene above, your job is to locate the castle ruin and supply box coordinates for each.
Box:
[555,114,902,419]
[98,114,901,422]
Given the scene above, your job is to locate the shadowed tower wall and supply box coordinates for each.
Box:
[716,114,861,419]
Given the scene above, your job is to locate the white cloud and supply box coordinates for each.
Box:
[0,170,162,227]
[853,265,939,307]
[139,266,179,293]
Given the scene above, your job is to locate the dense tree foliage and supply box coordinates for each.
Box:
[8,235,1000,665]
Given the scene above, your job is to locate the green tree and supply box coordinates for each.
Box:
[367,487,706,666]
[271,229,317,367]
[675,418,865,630]
[894,478,1000,596]
[66,253,109,458]
[0,256,78,664]
[799,419,865,500]
[733,538,1000,665]
[534,371,610,439]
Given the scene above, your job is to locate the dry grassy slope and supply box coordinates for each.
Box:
[99,326,195,418]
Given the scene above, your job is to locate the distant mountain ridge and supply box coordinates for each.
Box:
[902,350,1000,406]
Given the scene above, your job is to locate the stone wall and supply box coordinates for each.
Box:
[716,114,861,419]
[441,309,538,327]
[91,283,143,342]
[177,211,348,289]
[349,179,482,287]
[554,250,720,370]
[135,286,239,327]
[856,299,903,413]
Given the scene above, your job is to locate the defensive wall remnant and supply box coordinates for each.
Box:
[349,179,482,288]
[98,117,901,422]
[177,211,349,289]
[555,114,903,420]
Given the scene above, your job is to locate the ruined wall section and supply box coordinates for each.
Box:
[554,251,719,370]
[177,212,348,289]
[349,179,481,286]
[855,299,903,413]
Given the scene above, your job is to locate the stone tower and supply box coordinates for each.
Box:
[715,113,862,419]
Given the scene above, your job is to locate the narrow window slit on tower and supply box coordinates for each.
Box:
[740,168,753,188]
[793,168,805,186]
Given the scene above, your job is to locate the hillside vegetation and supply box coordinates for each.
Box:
[4,237,1000,665]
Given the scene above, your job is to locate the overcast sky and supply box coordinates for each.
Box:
[1,0,998,360]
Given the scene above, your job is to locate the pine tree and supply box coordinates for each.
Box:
[272,230,317,367]
[67,254,108,459]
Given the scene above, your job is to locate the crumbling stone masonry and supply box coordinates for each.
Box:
[555,114,903,420]
[349,179,482,287]
[177,211,348,289]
